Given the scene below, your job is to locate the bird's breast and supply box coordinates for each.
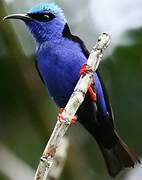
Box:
[36,42,86,107]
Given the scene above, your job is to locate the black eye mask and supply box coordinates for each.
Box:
[28,13,55,22]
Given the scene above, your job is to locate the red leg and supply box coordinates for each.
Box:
[80,64,96,101]
[88,81,97,102]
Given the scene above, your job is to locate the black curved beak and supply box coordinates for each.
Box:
[3,14,32,21]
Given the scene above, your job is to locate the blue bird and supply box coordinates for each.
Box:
[4,3,140,177]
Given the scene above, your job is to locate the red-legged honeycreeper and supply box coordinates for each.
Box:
[3,3,140,177]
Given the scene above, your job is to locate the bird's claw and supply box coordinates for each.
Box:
[57,108,78,125]
[80,64,97,102]
[70,115,78,125]
[80,64,93,76]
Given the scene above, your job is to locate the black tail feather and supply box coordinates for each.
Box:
[98,132,140,177]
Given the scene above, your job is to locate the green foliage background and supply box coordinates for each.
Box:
[0,0,141,180]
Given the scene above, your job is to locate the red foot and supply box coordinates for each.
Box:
[80,64,88,76]
[70,115,78,125]
[57,108,65,123]
[57,108,78,125]
[80,64,96,101]
[80,64,93,76]
[88,81,97,102]
[58,108,64,113]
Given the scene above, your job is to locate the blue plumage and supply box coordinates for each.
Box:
[26,3,66,43]
[37,36,109,117]
[4,3,139,177]
[37,38,84,106]
[26,3,109,117]
[28,3,63,15]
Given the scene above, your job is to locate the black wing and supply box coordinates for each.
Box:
[63,23,114,123]
[63,24,140,178]
[62,23,90,58]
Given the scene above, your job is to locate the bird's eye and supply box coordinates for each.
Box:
[28,13,55,22]
[43,15,50,20]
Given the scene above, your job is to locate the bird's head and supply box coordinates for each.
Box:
[4,3,67,43]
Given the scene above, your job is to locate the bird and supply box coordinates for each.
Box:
[3,2,140,177]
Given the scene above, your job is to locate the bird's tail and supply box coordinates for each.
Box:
[98,132,140,177]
